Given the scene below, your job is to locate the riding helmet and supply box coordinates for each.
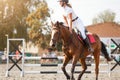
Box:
[58,0,69,3]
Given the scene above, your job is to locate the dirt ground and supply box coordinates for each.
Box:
[0,62,120,80]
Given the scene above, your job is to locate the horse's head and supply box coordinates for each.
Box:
[49,21,63,47]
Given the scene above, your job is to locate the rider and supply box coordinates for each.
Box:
[58,0,94,53]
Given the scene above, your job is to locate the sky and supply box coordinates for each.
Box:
[46,0,120,26]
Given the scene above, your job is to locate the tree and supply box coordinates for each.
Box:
[0,0,40,50]
[26,0,50,49]
[92,10,116,24]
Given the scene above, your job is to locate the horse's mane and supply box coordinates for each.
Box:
[59,22,64,25]
[57,22,69,30]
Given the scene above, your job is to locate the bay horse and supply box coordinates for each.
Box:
[50,21,110,80]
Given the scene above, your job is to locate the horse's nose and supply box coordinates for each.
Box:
[52,44,55,47]
[50,40,55,47]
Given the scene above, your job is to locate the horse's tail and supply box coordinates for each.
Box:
[101,41,112,61]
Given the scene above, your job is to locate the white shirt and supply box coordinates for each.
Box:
[62,5,86,39]
[63,6,77,21]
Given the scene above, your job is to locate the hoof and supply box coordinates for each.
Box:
[106,56,113,62]
[70,78,75,80]
[67,76,70,80]
[67,78,70,80]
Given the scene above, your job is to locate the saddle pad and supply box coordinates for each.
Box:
[87,34,96,43]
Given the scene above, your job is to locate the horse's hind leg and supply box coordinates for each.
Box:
[62,55,71,80]
[77,58,87,80]
[93,51,100,80]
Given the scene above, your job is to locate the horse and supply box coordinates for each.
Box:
[49,21,111,80]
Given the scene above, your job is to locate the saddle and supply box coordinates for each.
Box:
[77,32,96,44]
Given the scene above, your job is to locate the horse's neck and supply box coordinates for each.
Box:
[61,27,81,47]
[60,27,71,44]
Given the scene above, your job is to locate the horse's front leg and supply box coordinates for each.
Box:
[70,55,79,80]
[62,55,71,80]
[77,58,87,80]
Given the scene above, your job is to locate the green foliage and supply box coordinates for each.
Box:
[26,0,51,49]
[0,0,32,50]
[92,10,116,24]
[0,0,63,51]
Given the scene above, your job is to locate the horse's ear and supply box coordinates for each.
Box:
[56,21,59,25]
[51,21,54,27]
[56,21,60,28]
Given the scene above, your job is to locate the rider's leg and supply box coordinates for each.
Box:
[84,36,94,53]
[74,18,94,53]
[78,27,94,53]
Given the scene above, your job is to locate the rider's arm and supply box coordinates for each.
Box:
[63,15,69,27]
[68,13,72,33]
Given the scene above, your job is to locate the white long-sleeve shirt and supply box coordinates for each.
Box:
[62,6,87,39]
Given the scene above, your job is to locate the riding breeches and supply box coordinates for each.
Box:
[72,18,86,39]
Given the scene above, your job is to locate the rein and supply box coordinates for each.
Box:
[51,23,82,50]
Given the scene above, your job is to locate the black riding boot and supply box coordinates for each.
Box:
[84,37,94,53]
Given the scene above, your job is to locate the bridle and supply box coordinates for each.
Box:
[50,23,80,48]
[51,27,61,45]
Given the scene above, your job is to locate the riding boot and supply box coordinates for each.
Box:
[84,37,94,53]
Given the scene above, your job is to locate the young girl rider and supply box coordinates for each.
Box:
[58,0,94,53]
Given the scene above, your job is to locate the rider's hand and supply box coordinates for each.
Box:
[69,28,72,34]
